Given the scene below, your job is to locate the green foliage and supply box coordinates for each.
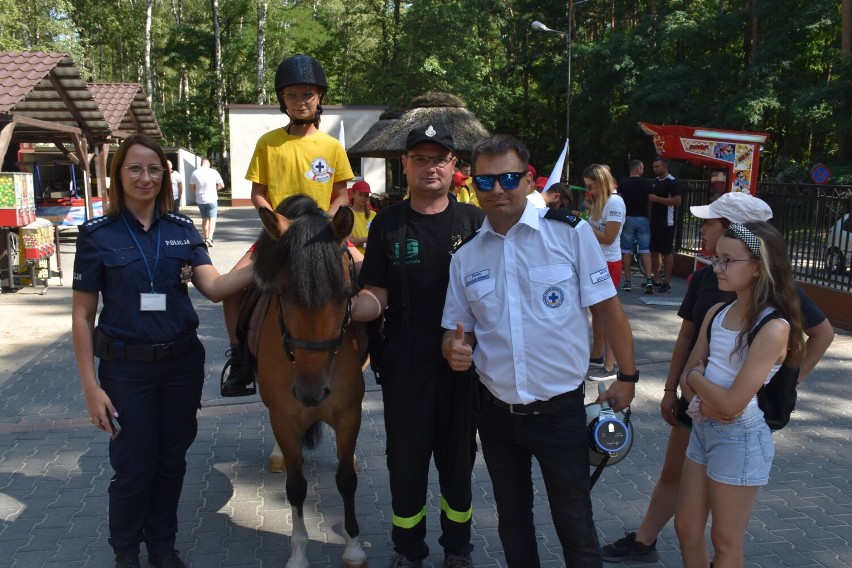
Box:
[1,0,847,182]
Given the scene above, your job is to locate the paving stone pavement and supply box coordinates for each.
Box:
[0,206,850,568]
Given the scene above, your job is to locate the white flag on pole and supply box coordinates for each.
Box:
[338,120,346,148]
[543,138,569,191]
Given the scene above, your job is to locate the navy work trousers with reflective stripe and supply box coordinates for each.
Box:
[380,328,475,560]
[98,337,204,556]
[476,386,603,567]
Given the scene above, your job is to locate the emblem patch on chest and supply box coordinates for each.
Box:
[305,157,334,183]
[542,286,565,309]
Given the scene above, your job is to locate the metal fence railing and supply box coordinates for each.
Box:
[676,181,852,293]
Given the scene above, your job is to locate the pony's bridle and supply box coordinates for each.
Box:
[276,246,355,364]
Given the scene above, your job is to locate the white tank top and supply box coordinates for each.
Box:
[703,302,786,407]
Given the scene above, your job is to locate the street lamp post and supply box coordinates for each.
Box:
[532,0,591,183]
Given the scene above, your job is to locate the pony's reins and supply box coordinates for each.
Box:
[276,246,356,363]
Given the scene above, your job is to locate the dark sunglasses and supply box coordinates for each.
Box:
[472,171,527,192]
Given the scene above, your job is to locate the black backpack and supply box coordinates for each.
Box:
[707,302,799,430]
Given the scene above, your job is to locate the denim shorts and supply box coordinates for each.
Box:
[197,202,218,219]
[620,216,650,254]
[686,403,774,486]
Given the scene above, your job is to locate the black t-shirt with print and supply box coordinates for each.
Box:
[359,199,484,334]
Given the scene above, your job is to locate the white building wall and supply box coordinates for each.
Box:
[228,105,387,205]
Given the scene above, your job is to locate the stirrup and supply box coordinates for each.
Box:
[220,350,257,397]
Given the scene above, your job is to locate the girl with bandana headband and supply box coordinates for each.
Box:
[673,221,805,567]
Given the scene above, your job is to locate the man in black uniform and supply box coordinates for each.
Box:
[358,125,484,568]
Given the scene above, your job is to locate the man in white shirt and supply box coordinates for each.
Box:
[441,134,638,567]
[189,158,224,246]
[167,160,183,212]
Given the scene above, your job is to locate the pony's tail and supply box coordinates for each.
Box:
[302,421,324,449]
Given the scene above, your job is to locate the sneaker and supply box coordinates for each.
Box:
[148,550,187,568]
[621,280,632,292]
[115,553,141,568]
[601,532,659,562]
[659,282,672,293]
[644,282,654,295]
[388,553,423,568]
[444,552,473,568]
[653,280,663,288]
[205,238,214,248]
[588,366,618,381]
[220,348,257,397]
[588,355,605,369]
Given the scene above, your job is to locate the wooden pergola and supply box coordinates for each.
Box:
[0,51,162,219]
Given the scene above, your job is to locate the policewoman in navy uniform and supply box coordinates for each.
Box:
[71,135,252,568]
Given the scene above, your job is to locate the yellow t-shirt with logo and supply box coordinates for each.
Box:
[246,128,354,209]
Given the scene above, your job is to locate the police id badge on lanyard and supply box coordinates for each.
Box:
[122,216,167,312]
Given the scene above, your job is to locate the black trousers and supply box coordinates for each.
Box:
[380,329,476,560]
[98,336,205,556]
[476,384,603,567]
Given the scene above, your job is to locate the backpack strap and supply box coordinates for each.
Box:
[705,299,736,344]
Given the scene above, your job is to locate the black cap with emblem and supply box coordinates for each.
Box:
[405,124,455,153]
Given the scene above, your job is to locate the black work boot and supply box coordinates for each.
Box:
[220,345,256,397]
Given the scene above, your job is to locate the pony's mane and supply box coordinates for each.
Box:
[253,210,348,308]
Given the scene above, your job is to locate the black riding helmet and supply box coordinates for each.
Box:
[274,54,328,124]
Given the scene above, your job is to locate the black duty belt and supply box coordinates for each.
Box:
[483,382,584,415]
[94,328,197,362]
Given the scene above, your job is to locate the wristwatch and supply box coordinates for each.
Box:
[616,370,639,383]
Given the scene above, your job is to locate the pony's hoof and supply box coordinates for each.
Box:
[267,455,285,473]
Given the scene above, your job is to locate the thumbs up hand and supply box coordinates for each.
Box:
[442,322,474,371]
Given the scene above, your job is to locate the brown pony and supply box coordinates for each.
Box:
[252,197,367,567]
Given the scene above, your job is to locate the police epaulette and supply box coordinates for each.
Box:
[452,229,479,253]
[166,211,195,225]
[544,208,582,227]
[81,215,116,231]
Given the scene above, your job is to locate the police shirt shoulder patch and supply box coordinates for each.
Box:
[81,215,116,232]
[544,208,582,228]
[452,229,480,254]
[166,211,195,225]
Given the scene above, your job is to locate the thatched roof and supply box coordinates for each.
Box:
[348,92,489,159]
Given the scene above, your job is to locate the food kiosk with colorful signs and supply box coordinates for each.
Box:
[638,122,768,197]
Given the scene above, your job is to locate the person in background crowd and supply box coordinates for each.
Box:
[602,192,834,563]
[542,182,572,210]
[456,161,479,207]
[167,160,182,212]
[218,53,355,397]
[618,159,653,293]
[584,164,626,376]
[442,134,637,567]
[357,124,484,568]
[189,158,224,247]
[647,157,681,293]
[71,135,253,568]
[349,179,375,254]
[674,221,803,567]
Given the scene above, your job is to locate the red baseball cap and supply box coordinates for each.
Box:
[452,172,468,186]
[535,176,548,190]
[351,180,371,194]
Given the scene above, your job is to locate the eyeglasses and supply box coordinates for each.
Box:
[282,91,318,103]
[473,172,527,192]
[711,256,756,271]
[407,155,453,168]
[124,165,164,180]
